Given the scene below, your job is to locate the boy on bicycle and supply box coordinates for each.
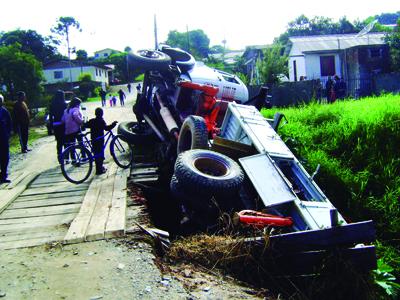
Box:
[85,108,117,175]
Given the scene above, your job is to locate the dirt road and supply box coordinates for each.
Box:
[0,86,261,299]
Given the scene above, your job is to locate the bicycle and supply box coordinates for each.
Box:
[60,130,132,184]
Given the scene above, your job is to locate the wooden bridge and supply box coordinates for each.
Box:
[0,164,129,250]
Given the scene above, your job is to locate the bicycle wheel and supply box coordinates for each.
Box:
[61,144,93,184]
[110,134,133,169]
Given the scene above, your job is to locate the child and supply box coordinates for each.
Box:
[109,94,113,107]
[85,108,117,174]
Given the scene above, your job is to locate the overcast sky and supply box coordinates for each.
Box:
[0,0,398,56]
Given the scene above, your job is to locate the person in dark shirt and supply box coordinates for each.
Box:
[49,90,67,164]
[0,94,12,183]
[118,89,126,106]
[13,91,30,153]
[85,108,117,174]
[99,89,107,107]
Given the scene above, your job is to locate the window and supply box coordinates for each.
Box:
[95,53,99,58]
[103,53,108,57]
[369,48,382,59]
[54,71,63,79]
[320,56,335,76]
[96,68,98,76]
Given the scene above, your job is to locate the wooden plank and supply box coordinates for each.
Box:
[20,182,89,196]
[269,221,376,253]
[4,172,28,190]
[0,213,75,234]
[63,177,102,244]
[0,203,81,219]
[0,213,76,226]
[85,165,117,241]
[0,233,66,250]
[0,172,39,214]
[0,226,67,243]
[16,190,86,202]
[9,196,83,209]
[105,168,128,238]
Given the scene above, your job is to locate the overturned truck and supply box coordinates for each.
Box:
[119,46,376,275]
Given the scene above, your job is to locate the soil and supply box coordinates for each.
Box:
[0,86,263,300]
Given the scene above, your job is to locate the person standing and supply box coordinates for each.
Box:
[0,94,12,183]
[84,108,117,174]
[99,89,107,107]
[49,90,67,164]
[62,97,83,148]
[325,77,334,103]
[118,89,126,106]
[13,91,30,153]
[127,83,131,93]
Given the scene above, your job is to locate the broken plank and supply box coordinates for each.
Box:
[0,203,81,219]
[105,168,128,238]
[9,196,83,209]
[85,165,117,241]
[63,176,103,244]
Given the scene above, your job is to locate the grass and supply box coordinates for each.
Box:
[9,127,47,154]
[262,94,400,283]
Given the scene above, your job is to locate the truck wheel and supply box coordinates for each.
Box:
[177,116,208,154]
[161,47,195,72]
[128,50,171,71]
[170,175,219,213]
[117,121,158,145]
[174,149,244,196]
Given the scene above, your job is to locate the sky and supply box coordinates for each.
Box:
[0,0,398,57]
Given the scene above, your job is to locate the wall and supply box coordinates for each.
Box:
[288,56,306,81]
[374,73,400,94]
[43,66,108,85]
[304,53,341,80]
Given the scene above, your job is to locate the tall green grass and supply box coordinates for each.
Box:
[262,94,400,278]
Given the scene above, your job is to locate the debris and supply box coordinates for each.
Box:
[73,251,78,256]
[88,252,96,256]
[117,263,125,270]
[160,280,170,287]
[203,286,211,292]
[145,286,152,293]
[90,296,103,300]
[183,269,192,278]
[0,291,6,297]
[62,264,69,268]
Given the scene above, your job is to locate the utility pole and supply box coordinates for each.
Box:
[154,14,158,50]
[186,25,190,52]
[65,24,73,90]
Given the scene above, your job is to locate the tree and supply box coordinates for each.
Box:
[124,46,132,52]
[0,29,59,63]
[385,18,400,71]
[75,49,88,61]
[0,44,43,105]
[51,17,81,86]
[78,73,95,101]
[166,29,210,58]
[257,44,288,85]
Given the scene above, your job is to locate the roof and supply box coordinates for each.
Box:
[289,33,386,56]
[209,50,244,64]
[94,48,119,54]
[43,60,113,70]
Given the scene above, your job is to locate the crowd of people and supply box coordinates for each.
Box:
[325,75,347,103]
[0,83,134,184]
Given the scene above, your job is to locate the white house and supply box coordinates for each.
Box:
[94,48,120,60]
[288,33,387,82]
[43,60,111,88]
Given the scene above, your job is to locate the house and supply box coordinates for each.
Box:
[242,45,270,84]
[43,60,112,89]
[209,50,244,65]
[94,48,120,60]
[288,33,389,96]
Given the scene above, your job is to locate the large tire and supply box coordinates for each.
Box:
[117,121,158,145]
[161,47,195,72]
[174,149,244,196]
[177,115,208,154]
[128,50,171,71]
